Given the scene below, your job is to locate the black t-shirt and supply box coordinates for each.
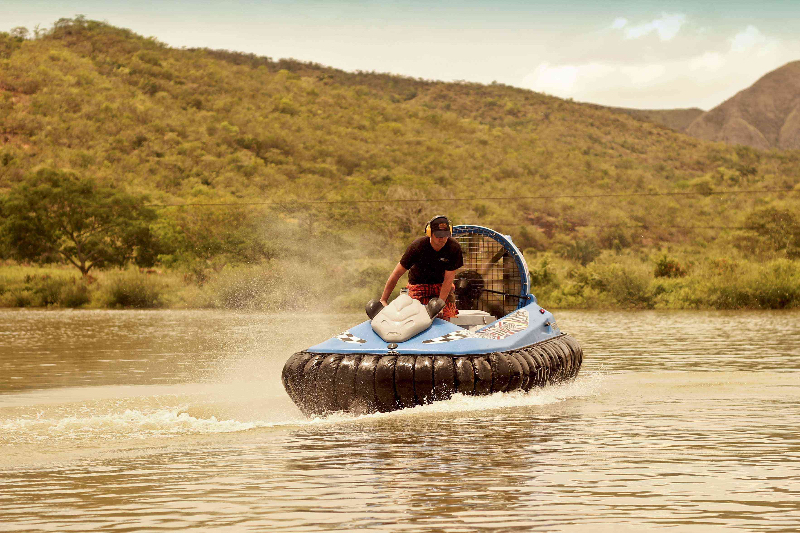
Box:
[400,237,463,285]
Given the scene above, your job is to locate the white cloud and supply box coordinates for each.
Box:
[526,63,580,94]
[623,12,686,42]
[626,64,666,84]
[523,62,666,97]
[689,51,725,72]
[611,17,628,30]
[521,19,800,109]
[730,25,767,53]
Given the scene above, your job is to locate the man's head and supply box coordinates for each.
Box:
[426,215,452,239]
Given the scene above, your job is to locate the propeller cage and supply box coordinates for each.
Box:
[452,225,532,317]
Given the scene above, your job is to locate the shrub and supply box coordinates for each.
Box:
[687,175,714,195]
[579,262,654,308]
[650,277,700,309]
[654,255,687,278]
[599,226,632,251]
[28,275,69,306]
[529,257,556,286]
[206,260,343,311]
[59,280,90,308]
[557,239,600,266]
[516,226,546,251]
[700,259,800,309]
[104,272,164,308]
[735,207,800,258]
[0,289,33,307]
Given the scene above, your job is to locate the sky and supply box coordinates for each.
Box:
[3,0,800,110]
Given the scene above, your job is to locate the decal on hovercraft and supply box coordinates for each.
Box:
[421,330,473,344]
[422,309,530,343]
[336,331,367,344]
[474,309,529,340]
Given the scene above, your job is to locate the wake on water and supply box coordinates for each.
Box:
[0,372,605,445]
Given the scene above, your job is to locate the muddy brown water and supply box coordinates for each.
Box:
[1,309,798,532]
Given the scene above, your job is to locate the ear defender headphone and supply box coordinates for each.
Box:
[425,215,452,237]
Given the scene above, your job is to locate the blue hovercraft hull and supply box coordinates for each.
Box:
[281,302,582,416]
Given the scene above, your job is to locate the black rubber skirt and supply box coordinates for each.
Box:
[282,334,583,416]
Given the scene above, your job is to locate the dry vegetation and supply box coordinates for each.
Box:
[1,17,800,309]
[606,107,704,132]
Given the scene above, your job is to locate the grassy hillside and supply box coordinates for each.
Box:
[2,17,800,310]
[606,106,705,132]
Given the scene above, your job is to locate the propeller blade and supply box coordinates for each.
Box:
[478,248,506,276]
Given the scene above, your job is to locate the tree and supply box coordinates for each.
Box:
[9,27,29,40]
[154,205,275,274]
[2,168,157,276]
[736,207,800,259]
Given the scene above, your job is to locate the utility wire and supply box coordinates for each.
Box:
[489,222,766,231]
[146,187,797,208]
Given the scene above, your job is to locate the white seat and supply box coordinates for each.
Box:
[371,293,434,342]
[450,310,495,329]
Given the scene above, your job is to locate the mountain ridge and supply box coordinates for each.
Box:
[685,60,800,150]
[603,61,800,150]
[604,106,705,133]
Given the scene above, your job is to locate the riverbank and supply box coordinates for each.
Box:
[0,259,389,311]
[3,251,800,310]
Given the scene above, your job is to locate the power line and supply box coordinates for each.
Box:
[146,187,797,208]
[489,222,765,231]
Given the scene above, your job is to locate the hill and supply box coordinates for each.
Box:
[1,17,800,310]
[607,107,704,132]
[686,61,800,149]
[2,18,797,234]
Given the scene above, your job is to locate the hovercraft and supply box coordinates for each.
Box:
[282,225,582,416]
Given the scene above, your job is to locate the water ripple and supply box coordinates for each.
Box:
[1,310,799,531]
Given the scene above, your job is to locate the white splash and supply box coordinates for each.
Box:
[1,407,264,443]
[1,373,604,444]
[314,371,605,424]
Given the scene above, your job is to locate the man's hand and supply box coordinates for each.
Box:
[439,270,457,301]
[381,263,408,305]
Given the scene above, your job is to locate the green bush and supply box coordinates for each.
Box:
[598,226,632,251]
[703,260,800,309]
[5,272,89,307]
[529,257,556,287]
[59,280,90,308]
[0,289,33,307]
[104,272,164,308]
[557,239,600,266]
[574,261,654,308]
[650,277,700,309]
[654,255,687,278]
[28,275,70,306]
[735,207,800,259]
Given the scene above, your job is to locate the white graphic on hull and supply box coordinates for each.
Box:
[422,310,530,343]
[336,331,367,344]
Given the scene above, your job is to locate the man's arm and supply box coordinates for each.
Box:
[439,270,457,301]
[380,263,408,306]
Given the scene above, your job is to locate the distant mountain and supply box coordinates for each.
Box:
[686,61,800,150]
[606,107,705,133]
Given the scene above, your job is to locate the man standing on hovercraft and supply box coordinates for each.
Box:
[380,215,463,320]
